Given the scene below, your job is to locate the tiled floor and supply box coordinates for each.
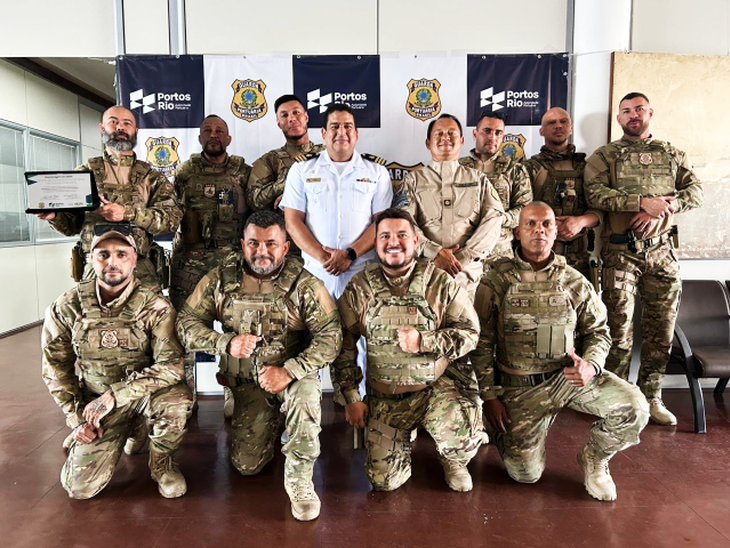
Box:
[3,326,730,547]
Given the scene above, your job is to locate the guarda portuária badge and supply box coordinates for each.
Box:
[405,79,442,121]
[499,133,527,161]
[146,137,180,177]
[231,79,268,122]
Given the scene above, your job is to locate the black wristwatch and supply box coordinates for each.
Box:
[345,247,357,261]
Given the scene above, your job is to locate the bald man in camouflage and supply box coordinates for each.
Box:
[472,202,648,502]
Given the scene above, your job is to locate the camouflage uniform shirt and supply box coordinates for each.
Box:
[333,259,480,404]
[176,255,342,382]
[41,277,185,429]
[247,142,324,211]
[459,150,532,254]
[471,252,611,401]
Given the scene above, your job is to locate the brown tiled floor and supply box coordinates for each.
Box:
[3,326,730,547]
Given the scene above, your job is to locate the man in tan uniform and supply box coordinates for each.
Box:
[459,111,532,260]
[36,106,181,289]
[247,94,324,212]
[403,113,504,299]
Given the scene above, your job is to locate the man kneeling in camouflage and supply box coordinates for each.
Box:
[333,208,484,492]
[176,210,341,521]
[42,227,193,499]
[472,202,649,501]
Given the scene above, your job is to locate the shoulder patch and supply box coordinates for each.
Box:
[294,151,320,163]
[361,153,386,165]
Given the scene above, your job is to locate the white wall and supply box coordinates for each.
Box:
[0,60,102,334]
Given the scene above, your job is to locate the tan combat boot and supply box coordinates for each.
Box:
[442,460,473,492]
[647,398,677,426]
[577,446,617,501]
[285,479,321,521]
[223,386,234,420]
[149,450,187,498]
[124,416,149,455]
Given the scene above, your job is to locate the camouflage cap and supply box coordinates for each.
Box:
[90,229,137,251]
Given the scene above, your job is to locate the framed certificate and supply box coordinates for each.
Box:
[25,171,99,213]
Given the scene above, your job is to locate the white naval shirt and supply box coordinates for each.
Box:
[280,148,393,298]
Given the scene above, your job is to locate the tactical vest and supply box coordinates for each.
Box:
[362,262,447,394]
[81,156,154,256]
[609,142,678,236]
[72,280,151,395]
[180,154,246,246]
[497,268,576,373]
[217,257,308,381]
[532,154,587,216]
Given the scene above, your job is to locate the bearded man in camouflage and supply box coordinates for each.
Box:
[585,92,703,426]
[170,114,251,415]
[333,208,483,493]
[472,202,648,501]
[36,105,181,288]
[459,111,532,262]
[176,210,341,521]
[42,228,192,500]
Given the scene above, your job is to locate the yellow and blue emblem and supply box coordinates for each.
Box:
[231,79,268,122]
[405,79,442,121]
[499,133,527,161]
[145,136,180,178]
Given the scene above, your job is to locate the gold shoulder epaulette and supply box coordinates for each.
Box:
[294,151,320,163]
[361,153,386,165]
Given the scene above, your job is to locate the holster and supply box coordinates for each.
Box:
[70,242,85,282]
[149,242,170,289]
[589,257,601,293]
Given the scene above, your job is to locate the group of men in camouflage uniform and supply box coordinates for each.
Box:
[38,90,702,518]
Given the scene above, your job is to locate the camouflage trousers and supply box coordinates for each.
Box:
[170,244,237,402]
[61,383,193,499]
[601,242,681,398]
[365,375,483,491]
[495,370,648,484]
[230,371,321,486]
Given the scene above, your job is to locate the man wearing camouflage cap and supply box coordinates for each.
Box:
[472,202,648,501]
[333,208,483,493]
[584,92,703,425]
[36,105,181,288]
[176,210,342,521]
[459,111,532,263]
[169,114,251,416]
[42,227,193,499]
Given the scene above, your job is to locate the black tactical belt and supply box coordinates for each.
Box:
[498,368,561,388]
[607,231,670,253]
[216,372,255,387]
[366,384,428,400]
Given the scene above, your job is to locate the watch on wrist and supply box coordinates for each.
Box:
[346,247,357,261]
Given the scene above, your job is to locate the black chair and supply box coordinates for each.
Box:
[667,280,730,433]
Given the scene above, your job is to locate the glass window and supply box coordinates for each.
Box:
[28,134,79,243]
[0,124,29,243]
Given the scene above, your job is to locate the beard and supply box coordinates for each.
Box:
[622,119,650,138]
[102,129,137,152]
[380,247,414,271]
[203,139,227,158]
[100,267,129,287]
[248,254,282,276]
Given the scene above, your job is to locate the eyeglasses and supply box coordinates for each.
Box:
[94,222,133,236]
